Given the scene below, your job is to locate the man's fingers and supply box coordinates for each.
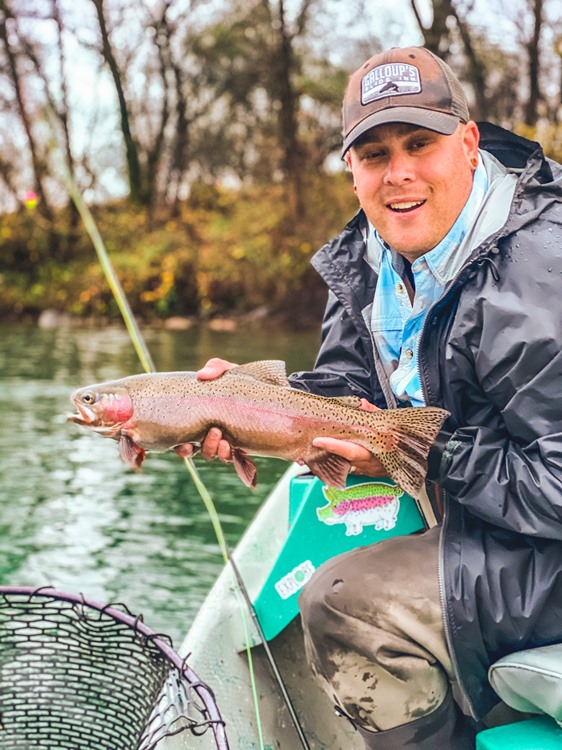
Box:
[216,438,233,463]
[312,437,371,463]
[358,398,379,412]
[312,436,387,477]
[201,427,223,460]
[197,358,237,381]
[200,427,233,462]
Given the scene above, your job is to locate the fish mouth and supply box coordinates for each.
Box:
[67,402,97,425]
[66,409,122,438]
[67,404,119,436]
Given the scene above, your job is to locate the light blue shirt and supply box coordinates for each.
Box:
[369,157,489,406]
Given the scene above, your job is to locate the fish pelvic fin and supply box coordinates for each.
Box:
[228,360,289,387]
[367,406,448,500]
[307,452,351,489]
[118,434,146,469]
[232,448,258,488]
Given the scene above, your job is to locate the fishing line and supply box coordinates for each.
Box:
[57,153,311,749]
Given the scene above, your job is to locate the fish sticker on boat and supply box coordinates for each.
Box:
[316,482,404,536]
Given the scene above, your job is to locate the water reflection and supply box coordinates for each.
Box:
[0,322,317,644]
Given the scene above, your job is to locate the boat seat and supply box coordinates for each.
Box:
[488,643,562,725]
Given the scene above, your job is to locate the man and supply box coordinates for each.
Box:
[199,46,562,749]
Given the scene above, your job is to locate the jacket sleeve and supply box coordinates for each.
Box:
[289,290,377,401]
[433,260,562,540]
[438,422,562,539]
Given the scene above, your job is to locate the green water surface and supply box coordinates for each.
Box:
[0,322,317,645]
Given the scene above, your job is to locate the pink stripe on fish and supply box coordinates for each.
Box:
[333,495,396,516]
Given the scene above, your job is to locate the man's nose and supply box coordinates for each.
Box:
[383,152,415,185]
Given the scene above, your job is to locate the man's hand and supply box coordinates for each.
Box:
[197,357,237,380]
[197,358,237,462]
[312,398,388,477]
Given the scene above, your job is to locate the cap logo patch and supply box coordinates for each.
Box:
[362,63,421,104]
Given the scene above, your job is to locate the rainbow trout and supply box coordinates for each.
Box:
[67,360,448,498]
[317,483,404,535]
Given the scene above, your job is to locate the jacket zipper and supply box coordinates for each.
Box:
[361,306,397,409]
[437,491,477,718]
[417,289,479,719]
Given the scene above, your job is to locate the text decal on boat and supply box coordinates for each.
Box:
[274,560,316,600]
[316,481,404,536]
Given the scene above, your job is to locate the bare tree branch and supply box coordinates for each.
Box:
[0,0,53,219]
[91,0,144,203]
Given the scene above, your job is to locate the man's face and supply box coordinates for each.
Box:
[345,121,480,260]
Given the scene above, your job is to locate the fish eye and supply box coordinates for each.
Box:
[81,392,96,404]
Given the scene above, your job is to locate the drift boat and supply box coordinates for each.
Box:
[160,465,562,750]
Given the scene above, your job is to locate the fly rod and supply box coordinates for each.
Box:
[62,163,311,750]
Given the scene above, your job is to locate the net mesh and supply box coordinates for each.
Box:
[0,587,228,749]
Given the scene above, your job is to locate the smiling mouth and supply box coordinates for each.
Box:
[388,200,426,213]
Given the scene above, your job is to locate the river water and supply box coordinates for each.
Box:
[0,322,317,646]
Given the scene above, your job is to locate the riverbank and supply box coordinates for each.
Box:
[1,177,355,329]
[26,295,326,333]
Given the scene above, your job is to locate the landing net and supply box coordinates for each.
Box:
[0,586,229,749]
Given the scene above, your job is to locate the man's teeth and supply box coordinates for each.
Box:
[390,201,424,210]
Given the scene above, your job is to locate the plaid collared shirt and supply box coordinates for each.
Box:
[366,156,489,407]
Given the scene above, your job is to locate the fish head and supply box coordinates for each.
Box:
[68,384,134,438]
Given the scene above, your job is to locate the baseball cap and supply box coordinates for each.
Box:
[341,46,470,156]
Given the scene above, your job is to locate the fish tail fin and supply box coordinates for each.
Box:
[365,407,448,500]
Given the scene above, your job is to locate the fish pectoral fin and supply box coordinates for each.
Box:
[118,434,146,469]
[228,360,289,387]
[306,452,351,490]
[173,443,199,459]
[231,448,258,488]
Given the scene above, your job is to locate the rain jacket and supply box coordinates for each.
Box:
[289,122,562,717]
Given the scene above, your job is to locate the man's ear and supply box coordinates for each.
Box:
[463,121,480,166]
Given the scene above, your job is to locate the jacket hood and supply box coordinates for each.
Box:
[477,122,562,240]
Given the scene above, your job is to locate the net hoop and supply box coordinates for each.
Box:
[0,586,229,749]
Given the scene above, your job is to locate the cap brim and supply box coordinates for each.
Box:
[341,107,461,157]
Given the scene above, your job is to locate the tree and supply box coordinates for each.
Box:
[90,0,145,204]
[410,0,489,119]
[0,0,54,220]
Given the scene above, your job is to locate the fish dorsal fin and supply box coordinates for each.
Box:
[229,360,289,386]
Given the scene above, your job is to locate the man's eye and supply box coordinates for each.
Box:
[410,140,429,151]
[362,150,383,160]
